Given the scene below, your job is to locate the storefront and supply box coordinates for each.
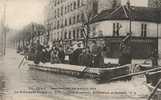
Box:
[98,37,158,59]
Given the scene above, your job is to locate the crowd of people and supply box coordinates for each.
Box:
[18,40,105,67]
[18,37,159,68]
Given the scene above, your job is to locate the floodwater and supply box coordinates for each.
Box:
[0,49,151,100]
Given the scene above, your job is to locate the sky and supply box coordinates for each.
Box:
[0,0,48,30]
[0,0,147,30]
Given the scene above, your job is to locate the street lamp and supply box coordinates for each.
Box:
[126,0,132,35]
[2,0,7,56]
[155,0,160,61]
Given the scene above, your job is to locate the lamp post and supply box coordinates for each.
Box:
[156,1,160,64]
[2,0,7,56]
[81,0,94,48]
[127,0,132,35]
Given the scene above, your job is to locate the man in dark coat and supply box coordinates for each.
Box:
[79,47,92,67]
[91,41,104,67]
[50,46,60,64]
[71,43,82,65]
[41,45,51,63]
[119,42,132,66]
[68,47,74,64]
[34,40,44,64]
[58,45,65,63]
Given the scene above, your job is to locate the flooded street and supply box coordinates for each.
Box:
[0,49,150,100]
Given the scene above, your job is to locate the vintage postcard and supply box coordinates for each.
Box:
[0,0,161,100]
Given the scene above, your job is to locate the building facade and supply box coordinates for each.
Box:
[98,0,121,13]
[46,0,121,44]
[90,6,161,58]
[0,20,3,55]
[148,0,161,8]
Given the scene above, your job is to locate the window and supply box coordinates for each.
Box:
[141,24,147,37]
[113,23,120,36]
[65,19,67,26]
[54,0,56,6]
[74,1,77,9]
[73,30,76,39]
[57,32,59,40]
[57,20,59,29]
[60,20,63,28]
[77,0,80,7]
[61,31,63,40]
[64,32,67,39]
[69,31,71,39]
[61,6,63,16]
[77,29,80,39]
[54,21,56,29]
[70,3,73,11]
[73,16,76,24]
[54,10,56,18]
[65,6,67,14]
[69,17,72,25]
[57,8,59,17]
[77,14,80,22]
[56,0,58,6]
[81,13,84,21]
[81,0,84,6]
[68,5,70,12]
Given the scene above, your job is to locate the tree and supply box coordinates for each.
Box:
[10,23,46,48]
[81,0,98,47]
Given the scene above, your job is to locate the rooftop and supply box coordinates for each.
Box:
[90,6,161,24]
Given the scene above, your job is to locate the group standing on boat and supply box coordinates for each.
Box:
[18,39,108,67]
[17,40,137,69]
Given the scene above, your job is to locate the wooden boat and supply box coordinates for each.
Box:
[27,61,131,83]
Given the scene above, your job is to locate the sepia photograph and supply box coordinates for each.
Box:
[0,0,161,100]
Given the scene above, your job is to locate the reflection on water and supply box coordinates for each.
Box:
[0,49,151,100]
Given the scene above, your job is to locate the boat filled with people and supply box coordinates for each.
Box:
[17,39,136,83]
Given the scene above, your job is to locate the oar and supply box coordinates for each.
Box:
[18,56,26,69]
[109,67,161,81]
[148,78,161,100]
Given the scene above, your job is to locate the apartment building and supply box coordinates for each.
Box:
[46,0,121,43]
